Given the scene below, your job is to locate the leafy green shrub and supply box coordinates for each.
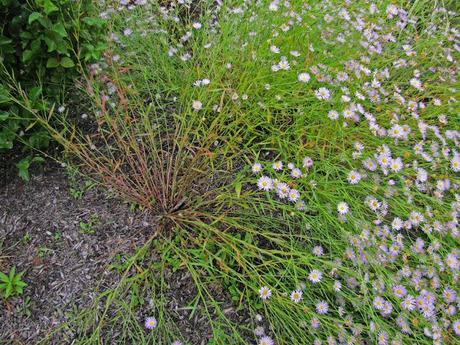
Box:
[0,0,106,159]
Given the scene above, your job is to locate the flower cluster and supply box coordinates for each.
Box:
[246,0,459,343]
[252,157,316,210]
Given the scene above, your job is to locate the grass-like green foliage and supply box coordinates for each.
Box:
[24,0,460,344]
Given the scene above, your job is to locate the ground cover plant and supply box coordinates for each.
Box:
[1,0,460,344]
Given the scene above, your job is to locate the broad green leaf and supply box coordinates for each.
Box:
[60,57,75,68]
[31,156,45,164]
[0,35,12,46]
[29,87,42,101]
[42,0,58,15]
[82,17,104,28]
[46,57,59,68]
[28,12,43,24]
[44,36,57,52]
[22,49,34,62]
[0,136,13,149]
[19,31,33,40]
[16,157,31,182]
[0,112,9,121]
[0,85,10,103]
[52,22,67,37]
[31,38,42,52]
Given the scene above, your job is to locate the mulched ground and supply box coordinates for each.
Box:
[0,163,248,345]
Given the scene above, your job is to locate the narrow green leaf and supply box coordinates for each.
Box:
[8,266,16,280]
[235,181,242,198]
[5,284,13,298]
[0,272,8,282]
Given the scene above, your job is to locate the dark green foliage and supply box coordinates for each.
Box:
[0,0,106,160]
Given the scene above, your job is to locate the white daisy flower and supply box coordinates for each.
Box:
[290,289,303,303]
[257,176,273,191]
[259,336,274,345]
[298,72,311,83]
[315,87,331,100]
[192,100,203,110]
[288,189,300,202]
[252,163,262,173]
[337,202,349,215]
[276,182,290,199]
[451,155,460,172]
[308,269,323,283]
[316,301,329,314]
[272,161,283,171]
[347,170,362,184]
[291,168,302,178]
[328,110,339,120]
[259,286,272,300]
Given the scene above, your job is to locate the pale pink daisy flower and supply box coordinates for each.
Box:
[144,316,157,330]
[192,100,202,110]
[453,320,460,336]
[311,317,321,329]
[254,326,265,336]
[451,155,460,172]
[279,58,290,70]
[252,163,262,173]
[298,72,311,83]
[392,285,407,298]
[312,245,324,256]
[410,78,423,90]
[302,156,313,169]
[333,280,342,292]
[390,157,404,172]
[316,301,329,314]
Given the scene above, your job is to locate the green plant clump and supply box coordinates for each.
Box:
[0,0,106,168]
[0,266,27,299]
